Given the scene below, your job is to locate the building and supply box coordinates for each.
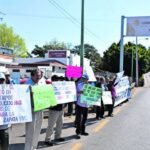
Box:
[7,58,67,79]
[0,47,13,72]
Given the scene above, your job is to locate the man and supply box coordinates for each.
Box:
[95,77,107,120]
[75,74,89,139]
[0,72,10,150]
[44,75,66,146]
[25,69,45,150]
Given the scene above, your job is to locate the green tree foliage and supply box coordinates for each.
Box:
[31,39,70,57]
[0,23,27,57]
[72,44,102,72]
[102,42,120,73]
[102,41,150,79]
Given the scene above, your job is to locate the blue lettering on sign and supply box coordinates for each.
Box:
[3,116,18,123]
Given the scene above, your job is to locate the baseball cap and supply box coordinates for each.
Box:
[0,73,5,79]
[5,71,10,75]
[82,74,89,80]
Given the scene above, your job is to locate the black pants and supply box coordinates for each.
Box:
[67,102,74,115]
[75,105,88,135]
[0,129,9,150]
[96,100,104,118]
[107,98,115,115]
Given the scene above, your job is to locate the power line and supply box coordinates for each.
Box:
[7,12,67,19]
[0,11,5,21]
[47,0,80,26]
[47,0,107,44]
[0,11,6,15]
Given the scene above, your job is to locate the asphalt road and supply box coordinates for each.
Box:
[9,87,150,150]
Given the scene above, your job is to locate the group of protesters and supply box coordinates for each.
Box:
[0,68,118,150]
[0,71,15,150]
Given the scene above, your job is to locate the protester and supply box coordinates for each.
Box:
[0,72,10,150]
[66,77,75,117]
[75,74,89,139]
[5,71,15,84]
[44,75,66,146]
[106,76,117,117]
[24,69,45,150]
[95,76,108,120]
[39,70,46,84]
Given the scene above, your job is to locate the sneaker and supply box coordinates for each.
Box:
[100,116,105,119]
[108,114,114,117]
[45,141,54,146]
[81,132,89,136]
[96,117,101,120]
[55,138,65,142]
[76,134,81,139]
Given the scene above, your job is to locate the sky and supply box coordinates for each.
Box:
[0,0,150,56]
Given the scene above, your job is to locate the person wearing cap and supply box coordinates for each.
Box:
[75,74,89,139]
[0,73,10,150]
[5,71,15,84]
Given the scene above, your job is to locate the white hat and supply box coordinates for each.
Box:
[0,73,5,79]
[5,70,10,75]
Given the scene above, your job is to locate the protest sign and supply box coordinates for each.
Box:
[114,76,131,106]
[66,66,82,78]
[114,71,124,85]
[81,84,102,106]
[0,85,32,125]
[102,91,112,105]
[32,85,57,112]
[52,81,76,104]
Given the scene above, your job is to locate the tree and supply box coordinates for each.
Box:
[31,39,71,57]
[101,41,150,79]
[101,42,120,73]
[0,23,27,57]
[72,43,102,72]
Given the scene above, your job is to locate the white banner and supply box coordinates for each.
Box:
[143,72,150,87]
[83,65,96,82]
[114,71,124,85]
[114,76,131,106]
[52,81,77,104]
[0,85,32,125]
[102,91,112,105]
[126,16,150,36]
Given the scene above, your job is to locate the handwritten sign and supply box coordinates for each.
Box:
[0,85,32,125]
[102,91,112,105]
[81,84,102,106]
[52,81,77,104]
[32,85,57,112]
[66,66,82,78]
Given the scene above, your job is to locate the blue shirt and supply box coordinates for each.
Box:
[76,81,89,108]
[25,78,36,85]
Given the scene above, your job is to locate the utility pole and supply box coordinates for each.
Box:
[80,0,84,70]
[119,16,125,72]
[135,36,139,86]
[131,48,133,82]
